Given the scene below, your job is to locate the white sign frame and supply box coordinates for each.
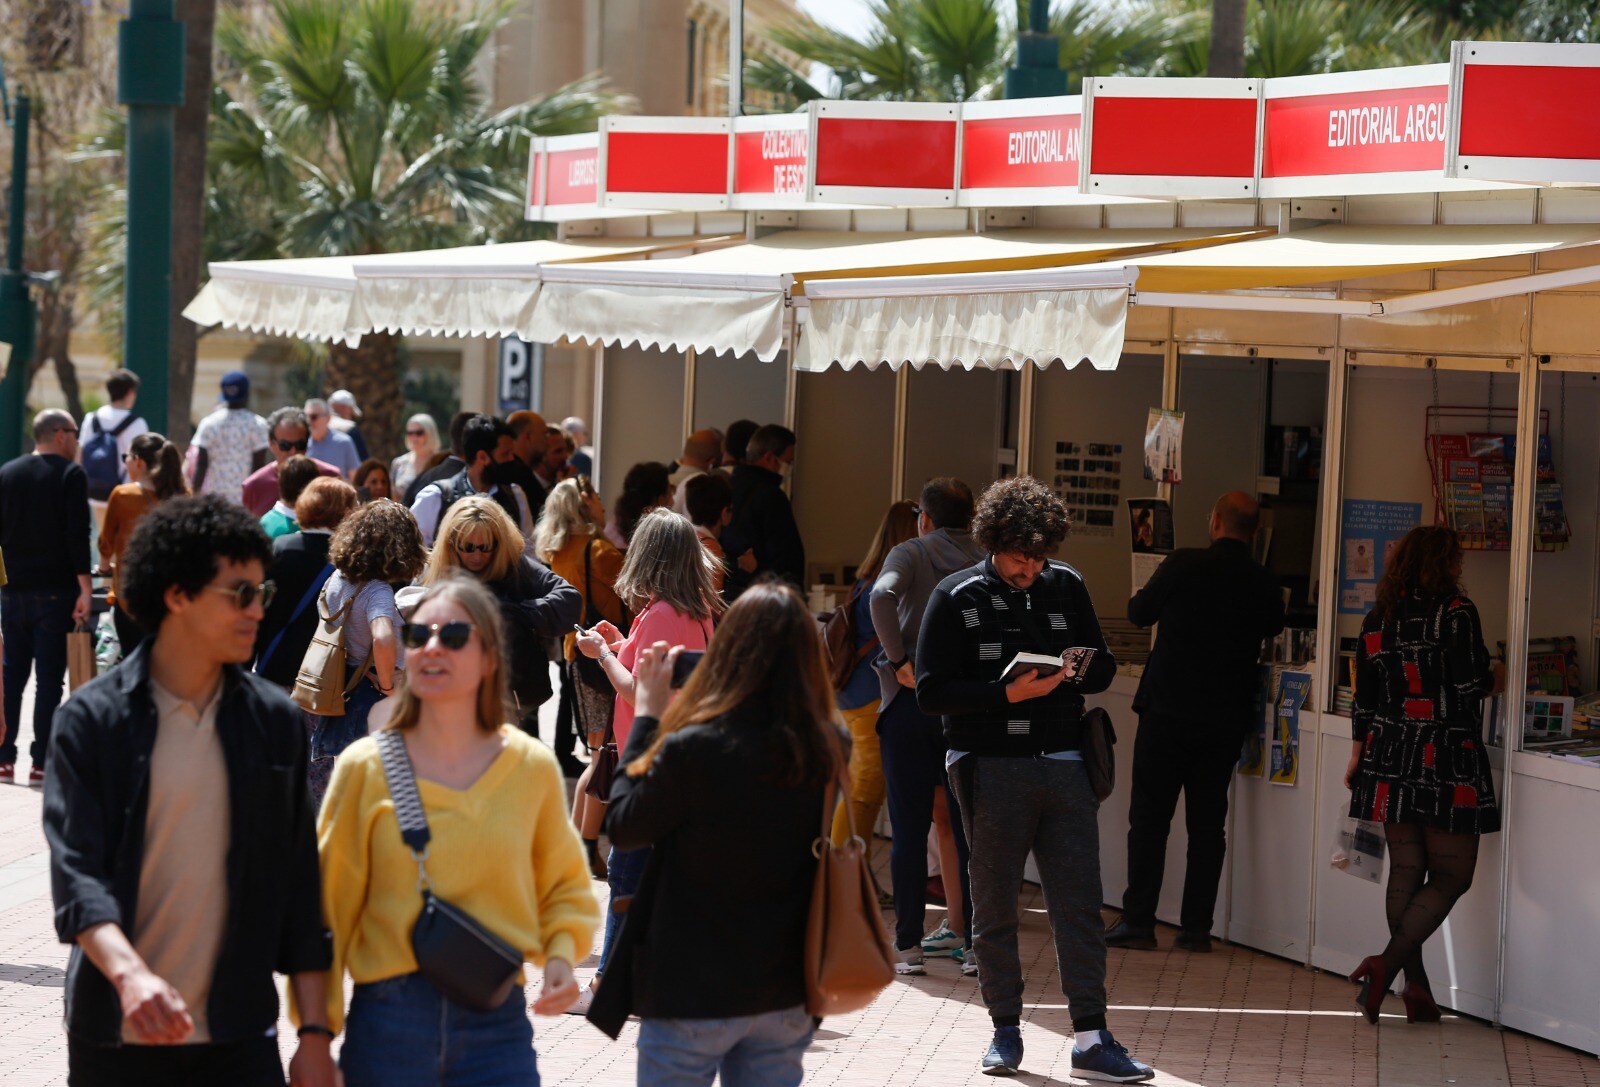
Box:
[598,115,732,212]
[957,96,1088,208]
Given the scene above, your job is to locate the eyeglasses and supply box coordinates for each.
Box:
[274,438,309,452]
[205,579,276,610]
[455,540,497,555]
[402,621,475,651]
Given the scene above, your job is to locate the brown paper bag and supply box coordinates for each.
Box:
[68,624,97,691]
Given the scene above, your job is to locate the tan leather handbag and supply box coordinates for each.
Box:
[804,767,895,1017]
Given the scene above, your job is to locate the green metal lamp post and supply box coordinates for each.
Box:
[119,0,186,429]
[0,75,34,462]
[1005,0,1066,100]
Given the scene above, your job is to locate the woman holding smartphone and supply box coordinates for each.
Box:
[571,508,720,1012]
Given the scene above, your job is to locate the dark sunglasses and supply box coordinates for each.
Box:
[406,429,427,437]
[274,438,309,452]
[205,579,276,610]
[455,540,497,555]
[402,621,475,651]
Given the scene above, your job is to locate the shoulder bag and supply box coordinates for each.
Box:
[822,579,879,692]
[375,730,524,1011]
[804,757,895,1017]
[291,587,372,716]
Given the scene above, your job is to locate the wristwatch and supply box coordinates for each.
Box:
[889,656,909,671]
[598,648,613,662]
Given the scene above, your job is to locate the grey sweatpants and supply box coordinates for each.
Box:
[949,755,1108,1025]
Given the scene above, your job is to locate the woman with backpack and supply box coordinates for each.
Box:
[571,508,721,1013]
[420,496,580,736]
[97,432,186,654]
[830,501,918,866]
[316,574,600,1087]
[302,499,426,805]
[534,477,627,877]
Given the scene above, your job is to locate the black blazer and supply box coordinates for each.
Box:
[42,643,330,1045]
[589,708,835,1037]
[724,464,805,598]
[1128,537,1287,727]
[488,555,581,712]
[254,531,334,688]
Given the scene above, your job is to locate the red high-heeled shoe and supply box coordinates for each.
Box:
[1349,956,1389,1024]
[1402,982,1442,1023]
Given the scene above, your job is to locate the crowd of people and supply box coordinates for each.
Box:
[0,365,1505,1085]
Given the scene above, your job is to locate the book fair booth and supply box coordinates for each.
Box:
[185,41,1600,1054]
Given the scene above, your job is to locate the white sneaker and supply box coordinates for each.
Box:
[921,920,964,954]
[895,947,926,976]
[962,954,978,978]
[564,983,594,1015]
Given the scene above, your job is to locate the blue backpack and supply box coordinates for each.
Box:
[83,412,138,501]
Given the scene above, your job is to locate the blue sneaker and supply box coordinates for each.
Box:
[1071,1032,1155,1082]
[981,1025,1023,1076]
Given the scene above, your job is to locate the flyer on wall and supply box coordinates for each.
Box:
[1143,408,1184,485]
[1338,499,1422,614]
[1127,497,1175,594]
[1270,671,1312,787]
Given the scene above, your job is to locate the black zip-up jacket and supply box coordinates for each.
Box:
[917,557,1117,756]
[589,706,841,1037]
[1128,537,1286,726]
[488,554,582,710]
[42,642,331,1046]
[724,464,805,597]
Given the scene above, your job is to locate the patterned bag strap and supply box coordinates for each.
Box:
[375,731,434,890]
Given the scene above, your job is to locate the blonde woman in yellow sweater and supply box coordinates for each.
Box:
[317,573,600,1087]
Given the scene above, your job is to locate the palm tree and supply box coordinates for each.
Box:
[192,0,631,452]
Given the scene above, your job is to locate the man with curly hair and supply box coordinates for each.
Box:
[917,476,1154,1082]
[42,495,336,1087]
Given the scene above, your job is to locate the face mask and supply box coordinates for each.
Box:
[486,460,518,487]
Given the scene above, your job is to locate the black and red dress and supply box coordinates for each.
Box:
[1348,593,1500,835]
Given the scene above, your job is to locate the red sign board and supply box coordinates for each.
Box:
[807,101,960,207]
[546,144,599,206]
[958,98,1083,206]
[1086,86,1259,198]
[1259,67,1460,196]
[600,118,730,210]
[732,117,809,207]
[1449,42,1600,184]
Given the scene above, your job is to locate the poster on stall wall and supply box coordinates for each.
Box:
[1269,670,1312,787]
[1338,499,1422,615]
[1239,665,1271,778]
[1144,409,1184,485]
[1127,498,1174,594]
[1052,441,1123,537]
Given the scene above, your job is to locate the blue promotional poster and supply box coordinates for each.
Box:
[1270,671,1312,787]
[1338,500,1422,615]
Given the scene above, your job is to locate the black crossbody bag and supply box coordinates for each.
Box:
[375,730,524,1011]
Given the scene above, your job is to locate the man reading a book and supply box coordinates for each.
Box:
[1106,491,1286,954]
[917,476,1154,1083]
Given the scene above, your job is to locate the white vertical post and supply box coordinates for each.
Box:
[682,347,698,442]
[891,364,910,502]
[727,0,743,120]
[1016,363,1038,477]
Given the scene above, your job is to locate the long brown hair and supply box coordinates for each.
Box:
[857,500,919,582]
[383,574,509,734]
[1374,525,1463,619]
[626,581,844,788]
[128,432,186,501]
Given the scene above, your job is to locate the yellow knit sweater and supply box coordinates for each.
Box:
[316,727,600,1032]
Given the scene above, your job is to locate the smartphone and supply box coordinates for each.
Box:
[671,650,705,688]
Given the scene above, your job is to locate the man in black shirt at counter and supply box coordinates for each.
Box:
[1107,491,1286,953]
[0,409,94,785]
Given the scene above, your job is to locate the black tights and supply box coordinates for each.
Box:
[1381,824,1479,990]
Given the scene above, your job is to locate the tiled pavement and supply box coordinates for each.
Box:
[2,685,1599,1085]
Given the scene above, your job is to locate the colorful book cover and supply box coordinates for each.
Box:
[1481,483,1510,546]
[1468,432,1508,460]
[1536,482,1569,541]
[1429,434,1470,462]
[1445,482,1486,536]
[1444,457,1481,482]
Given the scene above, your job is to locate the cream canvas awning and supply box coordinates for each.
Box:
[183,237,724,345]
[523,228,1259,362]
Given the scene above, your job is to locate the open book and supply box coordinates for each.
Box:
[999,647,1097,684]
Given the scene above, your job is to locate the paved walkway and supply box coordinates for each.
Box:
[2,683,1597,1085]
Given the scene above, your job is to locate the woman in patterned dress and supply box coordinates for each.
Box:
[1345,525,1505,1025]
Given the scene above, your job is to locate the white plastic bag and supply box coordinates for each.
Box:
[1332,818,1386,883]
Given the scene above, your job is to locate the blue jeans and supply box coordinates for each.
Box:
[307,671,384,808]
[1,587,75,765]
[637,1005,813,1087]
[598,844,652,977]
[878,691,972,953]
[340,972,538,1087]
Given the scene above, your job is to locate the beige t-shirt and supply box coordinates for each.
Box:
[126,680,230,1044]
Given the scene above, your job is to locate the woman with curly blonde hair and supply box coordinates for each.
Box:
[305,499,427,804]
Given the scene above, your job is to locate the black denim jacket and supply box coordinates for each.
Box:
[42,642,332,1046]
